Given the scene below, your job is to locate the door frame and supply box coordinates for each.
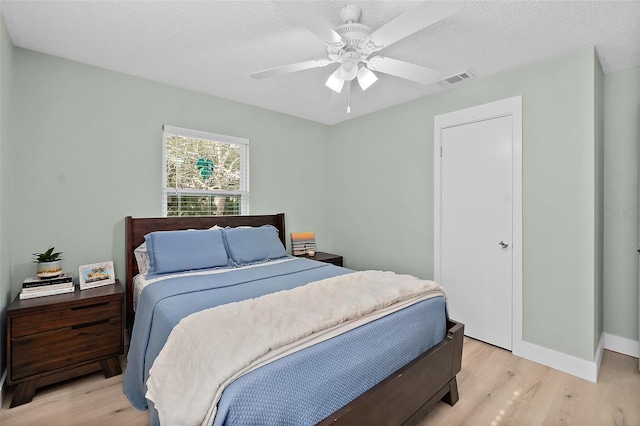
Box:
[434,95,523,353]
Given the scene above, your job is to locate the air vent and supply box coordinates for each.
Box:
[437,71,475,87]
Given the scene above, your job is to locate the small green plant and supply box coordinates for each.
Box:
[33,247,63,263]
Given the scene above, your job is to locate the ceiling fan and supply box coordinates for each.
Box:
[251,1,464,113]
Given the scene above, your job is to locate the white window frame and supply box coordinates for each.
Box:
[162,125,250,216]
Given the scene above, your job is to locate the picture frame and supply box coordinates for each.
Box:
[291,232,316,257]
[79,261,115,290]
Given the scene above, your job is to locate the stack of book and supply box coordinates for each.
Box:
[20,273,75,300]
[291,232,316,256]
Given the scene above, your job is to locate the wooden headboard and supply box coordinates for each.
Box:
[124,213,285,328]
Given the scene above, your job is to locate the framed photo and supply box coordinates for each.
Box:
[291,232,316,257]
[79,261,115,290]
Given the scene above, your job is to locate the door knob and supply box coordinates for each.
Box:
[498,241,509,249]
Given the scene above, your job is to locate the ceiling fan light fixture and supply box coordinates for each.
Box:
[357,66,378,91]
[325,68,345,93]
[338,59,359,81]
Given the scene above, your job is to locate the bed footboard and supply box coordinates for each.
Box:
[318,319,464,426]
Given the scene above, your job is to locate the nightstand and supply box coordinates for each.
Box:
[307,251,344,267]
[6,281,124,407]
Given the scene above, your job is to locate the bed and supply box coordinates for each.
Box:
[123,213,463,425]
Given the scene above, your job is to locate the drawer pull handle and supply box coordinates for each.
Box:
[72,319,110,330]
[71,301,109,311]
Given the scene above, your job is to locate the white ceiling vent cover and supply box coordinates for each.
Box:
[437,71,475,87]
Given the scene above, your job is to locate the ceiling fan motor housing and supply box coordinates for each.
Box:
[336,23,371,51]
[327,5,378,59]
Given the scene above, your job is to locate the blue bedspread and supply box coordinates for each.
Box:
[124,257,447,425]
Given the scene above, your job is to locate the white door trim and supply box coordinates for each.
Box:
[434,95,523,354]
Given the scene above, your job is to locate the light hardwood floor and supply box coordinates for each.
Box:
[422,338,640,426]
[1,337,638,425]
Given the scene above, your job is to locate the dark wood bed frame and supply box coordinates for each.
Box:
[124,213,463,426]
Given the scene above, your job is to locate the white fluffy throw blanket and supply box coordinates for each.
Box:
[145,270,445,425]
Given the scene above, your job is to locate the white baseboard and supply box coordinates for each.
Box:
[604,332,640,358]
[513,333,605,383]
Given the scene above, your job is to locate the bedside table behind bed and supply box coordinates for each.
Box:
[6,281,124,407]
[303,251,343,267]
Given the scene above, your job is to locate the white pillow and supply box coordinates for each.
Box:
[134,242,151,275]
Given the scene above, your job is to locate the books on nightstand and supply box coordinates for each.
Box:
[20,273,75,299]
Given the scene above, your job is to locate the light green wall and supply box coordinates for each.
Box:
[0,12,15,375]
[593,51,604,352]
[594,54,604,351]
[4,43,637,368]
[10,48,331,295]
[328,49,601,361]
[603,66,640,341]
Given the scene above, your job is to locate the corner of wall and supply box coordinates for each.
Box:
[514,334,603,383]
[603,66,640,344]
[593,51,605,353]
[0,10,16,392]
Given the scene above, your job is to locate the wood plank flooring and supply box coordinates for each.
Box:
[422,338,640,426]
[1,337,638,425]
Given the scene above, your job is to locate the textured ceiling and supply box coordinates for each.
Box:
[1,1,639,125]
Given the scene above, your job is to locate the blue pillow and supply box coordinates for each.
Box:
[222,225,287,266]
[145,229,230,276]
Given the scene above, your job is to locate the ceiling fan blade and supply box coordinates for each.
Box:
[251,58,333,79]
[274,1,342,44]
[370,1,464,48]
[367,56,440,84]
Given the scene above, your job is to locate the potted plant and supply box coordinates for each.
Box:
[33,246,63,278]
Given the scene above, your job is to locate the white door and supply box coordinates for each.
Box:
[438,115,514,350]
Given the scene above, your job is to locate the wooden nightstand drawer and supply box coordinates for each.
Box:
[11,317,122,381]
[11,299,122,338]
[320,257,343,266]
[6,282,125,407]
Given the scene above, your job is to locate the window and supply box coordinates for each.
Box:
[162,125,249,216]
